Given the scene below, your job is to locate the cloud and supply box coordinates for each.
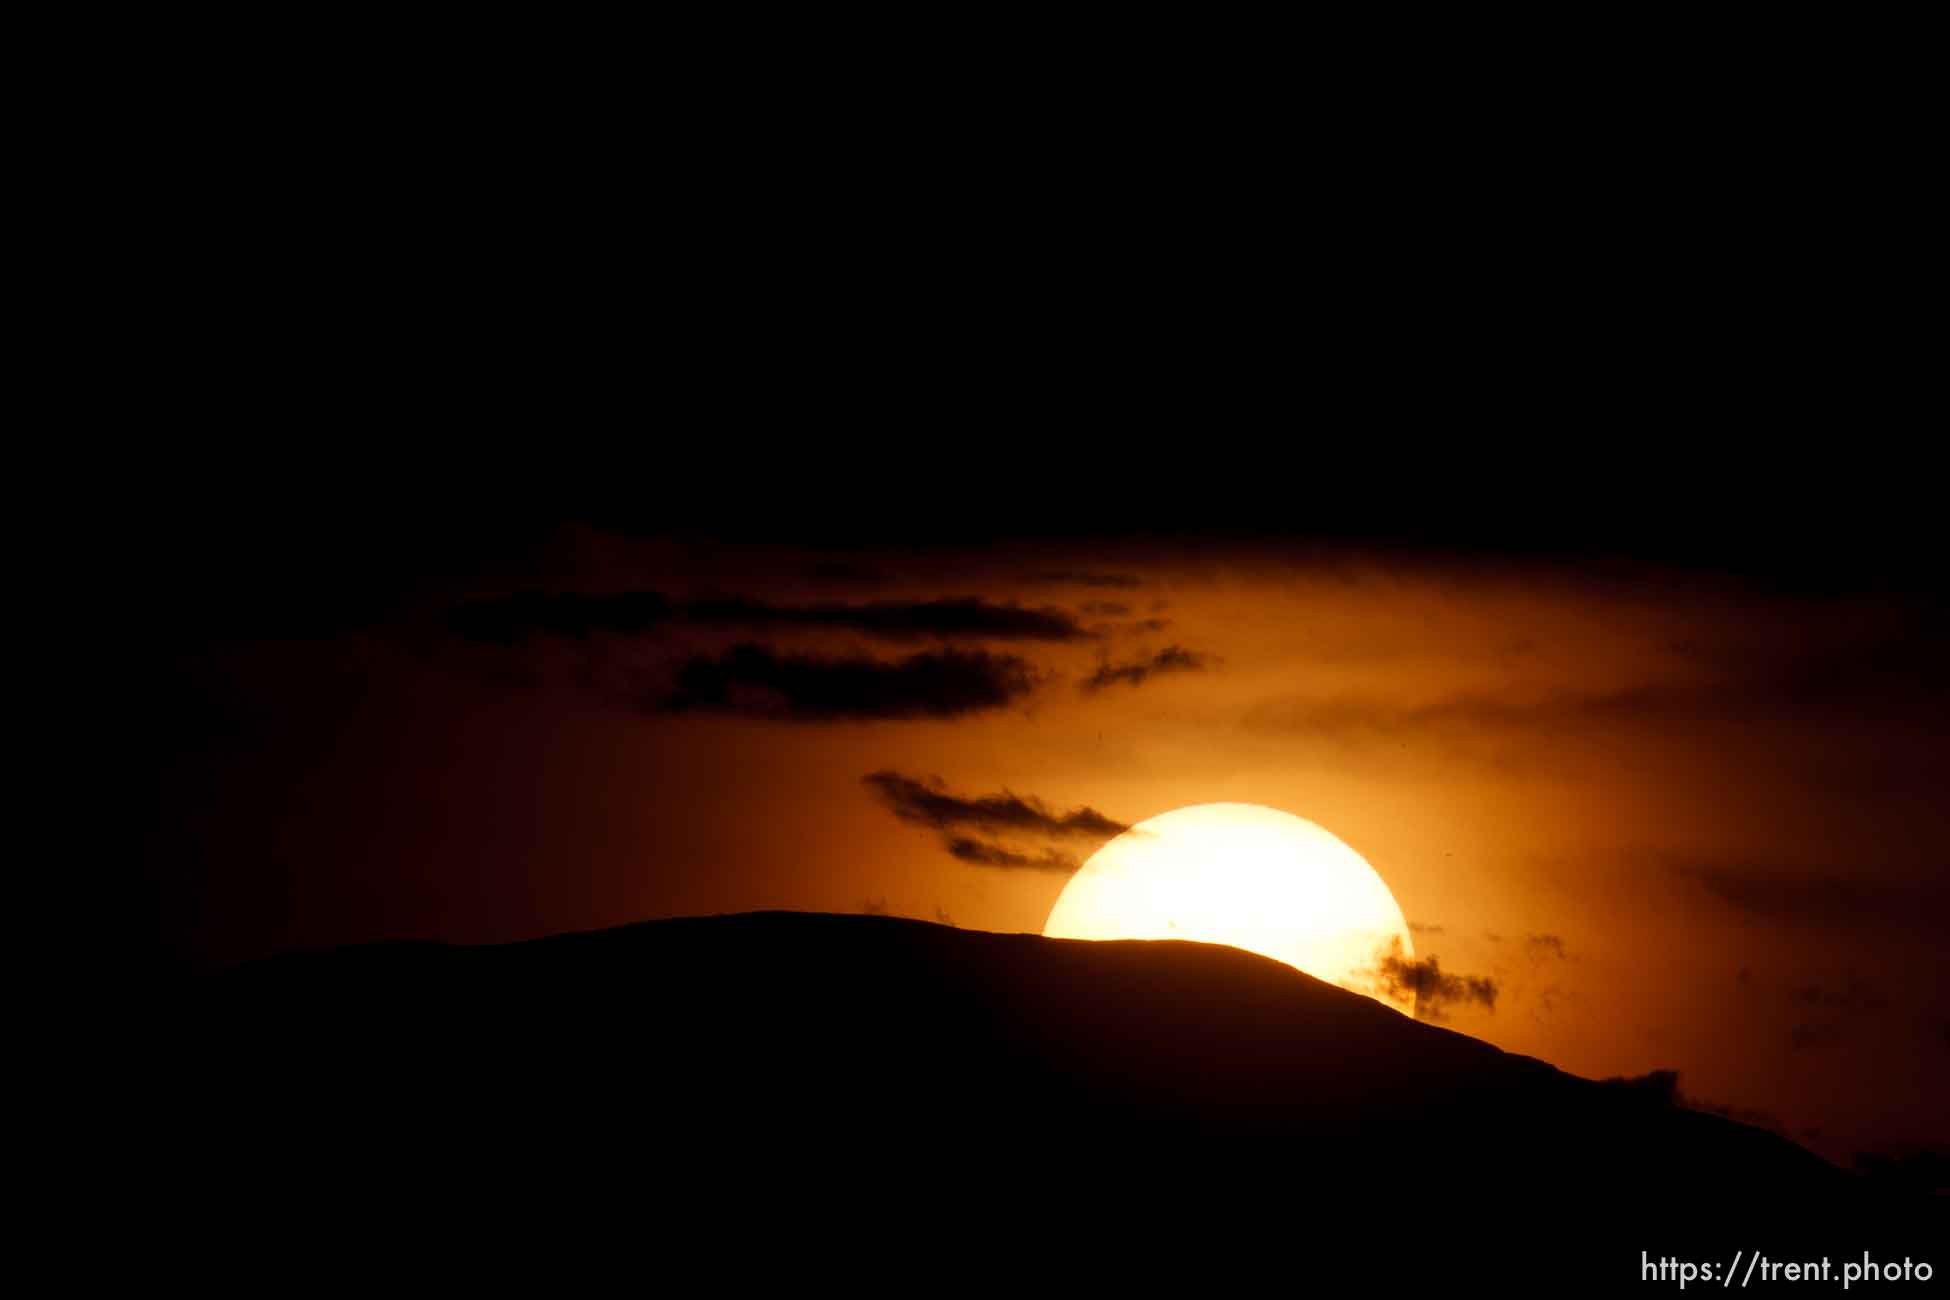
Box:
[454,591,1085,643]
[1789,977,1888,1013]
[1526,933,1568,961]
[864,771,1127,872]
[683,596,1087,641]
[943,838,1078,873]
[664,647,1042,720]
[1783,974,1890,1052]
[1368,939,1498,1021]
[1081,645,1214,692]
[1247,608,1950,744]
[1408,921,1445,936]
[1489,934,1573,1023]
[864,771,1127,839]
[1250,684,1710,741]
[1026,571,1141,589]
[1728,966,1899,1052]
[1681,865,1950,939]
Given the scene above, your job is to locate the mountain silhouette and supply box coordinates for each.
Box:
[130,912,1934,1286]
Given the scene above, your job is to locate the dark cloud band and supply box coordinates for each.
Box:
[665,647,1040,720]
[453,591,1087,643]
[865,771,1127,872]
[684,596,1085,641]
[1081,645,1213,692]
[1371,940,1499,1020]
[864,771,1127,838]
[944,838,1078,873]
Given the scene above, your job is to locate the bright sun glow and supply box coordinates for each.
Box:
[1042,803,1416,1015]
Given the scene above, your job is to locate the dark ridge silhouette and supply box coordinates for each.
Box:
[131,913,1935,1285]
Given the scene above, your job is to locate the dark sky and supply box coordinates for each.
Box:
[114,71,1942,1177]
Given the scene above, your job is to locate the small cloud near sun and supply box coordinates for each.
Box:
[944,837,1078,873]
[864,771,1127,873]
[1080,645,1215,693]
[1526,933,1569,961]
[1366,937,1500,1022]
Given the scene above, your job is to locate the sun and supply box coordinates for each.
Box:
[1042,803,1416,1015]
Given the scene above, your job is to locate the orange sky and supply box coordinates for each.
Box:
[146,528,1947,1170]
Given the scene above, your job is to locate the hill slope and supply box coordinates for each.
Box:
[134,912,1931,1283]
